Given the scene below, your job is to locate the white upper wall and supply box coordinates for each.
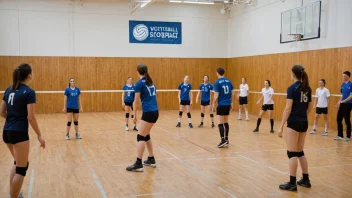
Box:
[0,0,228,58]
[228,0,352,57]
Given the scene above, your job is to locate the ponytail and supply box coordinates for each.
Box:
[301,71,310,93]
[12,64,32,91]
[144,71,154,86]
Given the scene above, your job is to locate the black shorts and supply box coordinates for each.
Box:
[124,101,133,107]
[201,100,210,106]
[262,104,274,111]
[217,106,231,116]
[67,108,79,114]
[239,97,248,105]
[316,107,328,114]
[180,100,191,106]
[287,121,309,132]
[3,130,29,144]
[141,111,159,123]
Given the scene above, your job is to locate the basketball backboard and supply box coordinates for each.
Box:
[280,1,321,43]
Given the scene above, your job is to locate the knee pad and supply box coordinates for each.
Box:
[201,113,205,118]
[179,111,183,116]
[145,135,151,142]
[187,113,191,118]
[298,151,305,157]
[287,150,299,159]
[126,113,130,118]
[67,122,72,126]
[16,162,29,176]
[131,114,134,119]
[74,121,78,126]
[137,134,146,142]
[210,114,214,118]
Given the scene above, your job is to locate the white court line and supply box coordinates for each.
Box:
[28,140,39,198]
[78,141,107,198]
[156,145,237,198]
[239,154,287,175]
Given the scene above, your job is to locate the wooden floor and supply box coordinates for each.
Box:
[0,110,351,198]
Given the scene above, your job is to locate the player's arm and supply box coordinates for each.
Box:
[313,90,317,108]
[196,90,201,104]
[0,100,6,119]
[213,92,219,108]
[122,91,125,107]
[133,93,140,118]
[190,91,193,105]
[63,95,67,113]
[28,103,45,148]
[79,95,83,111]
[341,92,352,103]
[278,99,293,133]
[257,95,263,104]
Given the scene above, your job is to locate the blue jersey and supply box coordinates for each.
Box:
[122,84,135,103]
[287,81,312,122]
[135,77,158,112]
[178,83,192,101]
[213,77,234,106]
[200,83,213,102]
[64,87,81,109]
[3,84,36,132]
[341,81,352,104]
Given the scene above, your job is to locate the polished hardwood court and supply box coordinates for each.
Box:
[0,110,351,198]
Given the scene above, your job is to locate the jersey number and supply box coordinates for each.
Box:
[127,92,131,97]
[222,85,229,94]
[300,92,308,102]
[8,93,15,106]
[147,85,156,96]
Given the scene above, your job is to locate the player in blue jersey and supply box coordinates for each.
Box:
[126,64,159,172]
[277,65,313,191]
[176,75,193,128]
[335,71,352,141]
[196,75,215,128]
[1,64,45,198]
[213,67,234,148]
[63,78,83,140]
[122,77,138,132]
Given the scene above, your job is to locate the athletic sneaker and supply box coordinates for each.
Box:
[237,117,242,120]
[76,133,82,139]
[246,117,249,121]
[126,162,143,172]
[143,157,156,168]
[217,138,227,148]
[125,126,129,131]
[198,123,203,128]
[270,129,274,133]
[189,123,193,128]
[66,134,70,140]
[322,131,328,136]
[133,126,138,131]
[309,130,316,134]
[176,122,181,127]
[253,128,259,133]
[279,182,297,191]
[211,123,215,128]
[345,137,351,141]
[297,178,311,188]
[334,136,344,140]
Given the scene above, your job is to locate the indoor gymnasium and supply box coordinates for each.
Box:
[0,0,351,197]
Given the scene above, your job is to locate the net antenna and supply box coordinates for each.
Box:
[287,34,303,42]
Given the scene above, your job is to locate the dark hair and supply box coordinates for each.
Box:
[292,64,310,93]
[217,67,225,76]
[265,80,271,87]
[137,63,153,86]
[127,77,132,80]
[68,78,75,88]
[343,71,351,77]
[12,63,32,91]
[320,79,326,86]
[203,75,209,83]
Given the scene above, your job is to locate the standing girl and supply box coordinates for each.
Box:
[253,80,275,133]
[126,64,159,172]
[278,65,312,191]
[176,75,193,128]
[1,64,45,198]
[63,78,83,140]
[237,78,249,121]
[122,77,138,131]
[310,79,330,136]
[196,75,215,128]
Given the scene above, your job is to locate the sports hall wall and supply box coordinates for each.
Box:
[0,0,228,113]
[227,0,352,129]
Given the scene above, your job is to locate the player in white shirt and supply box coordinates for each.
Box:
[253,80,275,133]
[310,79,330,136]
[237,78,249,120]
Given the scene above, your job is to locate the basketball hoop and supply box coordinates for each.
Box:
[287,34,303,42]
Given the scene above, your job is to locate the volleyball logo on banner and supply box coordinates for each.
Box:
[133,24,149,41]
[129,20,182,44]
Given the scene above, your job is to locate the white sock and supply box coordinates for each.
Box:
[325,124,328,132]
[238,111,242,118]
[245,111,248,118]
[313,124,317,130]
[188,118,191,123]
[178,118,181,122]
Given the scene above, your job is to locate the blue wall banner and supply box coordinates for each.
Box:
[129,20,182,44]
